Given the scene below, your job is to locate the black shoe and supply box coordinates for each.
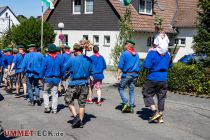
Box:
[71,115,81,128]
[44,108,51,113]
[79,120,84,128]
[37,100,42,106]
[15,94,20,97]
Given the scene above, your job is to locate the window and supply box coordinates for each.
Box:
[93,35,99,45]
[104,36,110,46]
[83,35,88,40]
[85,0,93,14]
[64,34,68,45]
[147,37,152,46]
[5,12,8,18]
[175,39,179,45]
[181,39,186,45]
[139,0,152,15]
[73,0,81,14]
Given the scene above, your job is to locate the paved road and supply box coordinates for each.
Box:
[0,73,210,140]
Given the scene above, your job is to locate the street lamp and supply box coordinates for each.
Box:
[58,22,65,50]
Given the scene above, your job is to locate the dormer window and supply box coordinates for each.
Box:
[139,0,153,15]
[73,0,81,14]
[85,0,93,14]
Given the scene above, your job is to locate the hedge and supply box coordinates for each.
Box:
[136,63,210,95]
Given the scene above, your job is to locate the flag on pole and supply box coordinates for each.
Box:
[42,0,54,9]
[119,0,132,6]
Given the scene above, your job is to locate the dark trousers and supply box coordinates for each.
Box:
[142,80,168,112]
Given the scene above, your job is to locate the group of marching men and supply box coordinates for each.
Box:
[0,28,171,128]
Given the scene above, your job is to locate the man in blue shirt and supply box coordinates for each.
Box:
[86,46,107,105]
[117,40,140,113]
[142,46,171,123]
[62,45,73,92]
[9,45,27,97]
[21,44,45,106]
[64,43,94,128]
[4,48,14,93]
[42,44,64,114]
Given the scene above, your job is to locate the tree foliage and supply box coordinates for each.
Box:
[2,17,55,50]
[193,0,210,67]
[110,7,134,68]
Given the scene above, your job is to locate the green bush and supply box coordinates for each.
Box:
[168,63,209,95]
[136,63,210,95]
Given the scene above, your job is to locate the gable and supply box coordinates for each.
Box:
[46,0,120,31]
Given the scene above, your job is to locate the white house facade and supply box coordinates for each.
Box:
[44,0,198,65]
[0,6,20,37]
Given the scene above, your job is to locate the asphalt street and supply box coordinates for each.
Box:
[0,71,210,140]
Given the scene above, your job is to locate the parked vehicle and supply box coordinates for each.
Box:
[178,53,208,64]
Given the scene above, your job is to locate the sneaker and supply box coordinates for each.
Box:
[129,108,134,114]
[85,99,93,104]
[79,120,84,128]
[148,111,162,123]
[96,101,102,106]
[72,115,81,128]
[122,103,130,113]
[52,110,57,114]
[44,108,51,113]
[157,116,164,123]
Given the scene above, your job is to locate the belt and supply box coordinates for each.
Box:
[125,72,138,74]
[45,76,60,78]
[72,78,88,80]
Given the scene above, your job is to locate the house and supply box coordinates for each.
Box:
[44,0,198,64]
[0,6,20,37]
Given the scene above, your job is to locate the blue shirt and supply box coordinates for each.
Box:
[41,55,64,85]
[13,53,25,73]
[118,51,141,78]
[90,55,107,80]
[65,55,94,86]
[21,52,45,78]
[62,53,72,66]
[2,55,14,69]
[143,51,171,81]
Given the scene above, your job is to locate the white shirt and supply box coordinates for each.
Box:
[154,33,170,51]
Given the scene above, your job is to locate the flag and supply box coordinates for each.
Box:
[42,0,54,9]
[119,0,132,6]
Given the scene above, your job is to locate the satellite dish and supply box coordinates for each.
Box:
[155,0,165,11]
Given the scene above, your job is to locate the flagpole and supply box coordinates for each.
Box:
[41,1,44,53]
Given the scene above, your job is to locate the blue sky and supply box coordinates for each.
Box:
[0,0,48,18]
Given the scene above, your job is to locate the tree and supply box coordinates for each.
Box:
[17,15,27,23]
[2,17,56,50]
[111,7,134,68]
[193,0,210,67]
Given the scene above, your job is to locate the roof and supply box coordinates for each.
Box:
[108,0,177,33]
[43,0,197,33]
[0,6,8,16]
[173,0,198,28]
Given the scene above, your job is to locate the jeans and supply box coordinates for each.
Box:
[27,77,40,102]
[43,83,58,112]
[118,75,136,108]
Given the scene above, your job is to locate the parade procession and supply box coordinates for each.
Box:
[0,27,171,128]
[0,0,210,139]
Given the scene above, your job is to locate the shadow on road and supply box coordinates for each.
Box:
[0,94,4,101]
[67,113,96,125]
[136,108,152,120]
[57,104,66,112]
